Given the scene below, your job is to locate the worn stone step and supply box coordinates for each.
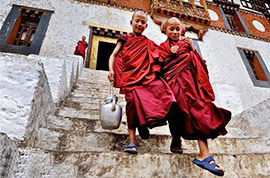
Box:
[73,87,120,95]
[61,96,126,111]
[36,128,270,155]
[76,79,110,86]
[73,88,122,98]
[15,148,270,178]
[56,107,127,120]
[69,91,125,101]
[79,69,109,81]
[47,115,170,135]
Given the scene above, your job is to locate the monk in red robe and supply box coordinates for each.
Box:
[74,36,88,59]
[158,17,231,176]
[108,11,176,154]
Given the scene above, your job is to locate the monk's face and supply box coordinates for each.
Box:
[130,13,148,35]
[166,20,181,41]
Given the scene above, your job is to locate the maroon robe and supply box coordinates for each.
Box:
[159,39,231,139]
[74,40,88,59]
[114,33,176,129]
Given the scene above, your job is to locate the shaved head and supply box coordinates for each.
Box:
[132,10,148,21]
[165,17,181,29]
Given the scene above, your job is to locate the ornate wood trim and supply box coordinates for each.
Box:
[210,26,270,42]
[83,22,130,38]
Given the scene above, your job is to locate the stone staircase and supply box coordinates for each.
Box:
[15,69,270,178]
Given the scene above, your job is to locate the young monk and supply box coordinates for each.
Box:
[108,11,176,154]
[158,17,231,176]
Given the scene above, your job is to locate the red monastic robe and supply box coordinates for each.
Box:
[159,39,231,139]
[114,33,176,129]
[74,40,88,59]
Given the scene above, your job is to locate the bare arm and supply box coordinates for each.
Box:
[108,41,122,82]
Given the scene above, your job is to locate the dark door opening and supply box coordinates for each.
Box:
[96,41,116,71]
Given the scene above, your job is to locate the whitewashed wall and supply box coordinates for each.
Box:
[0,0,165,57]
[198,30,270,115]
[0,0,269,115]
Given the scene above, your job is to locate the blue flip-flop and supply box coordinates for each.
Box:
[193,156,224,176]
[124,142,138,154]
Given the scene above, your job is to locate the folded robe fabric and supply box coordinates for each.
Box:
[158,39,231,139]
[113,33,176,129]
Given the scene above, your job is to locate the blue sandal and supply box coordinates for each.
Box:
[193,156,224,176]
[124,143,138,154]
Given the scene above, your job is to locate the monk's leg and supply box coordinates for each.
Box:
[168,104,183,154]
[168,118,182,154]
[124,91,139,152]
[128,128,137,151]
[197,139,225,172]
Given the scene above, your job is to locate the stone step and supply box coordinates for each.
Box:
[61,96,126,111]
[36,127,270,154]
[72,89,122,99]
[56,107,127,120]
[69,91,125,101]
[76,79,110,86]
[79,69,109,81]
[47,115,170,135]
[73,87,120,95]
[16,148,270,178]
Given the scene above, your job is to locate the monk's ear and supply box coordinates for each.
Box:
[130,20,132,25]
[145,24,148,29]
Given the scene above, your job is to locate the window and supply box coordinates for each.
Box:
[0,5,52,55]
[223,9,246,32]
[238,48,270,87]
[240,0,270,18]
[6,8,42,47]
[219,7,251,34]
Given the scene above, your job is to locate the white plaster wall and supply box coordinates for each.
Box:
[0,53,55,142]
[1,0,269,115]
[28,55,68,106]
[0,0,54,28]
[0,0,165,57]
[198,29,270,115]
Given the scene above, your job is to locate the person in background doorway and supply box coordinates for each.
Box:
[74,36,88,66]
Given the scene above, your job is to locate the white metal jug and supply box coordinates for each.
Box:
[100,95,122,130]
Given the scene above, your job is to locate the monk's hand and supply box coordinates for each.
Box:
[108,70,114,82]
[183,37,194,51]
[170,46,179,54]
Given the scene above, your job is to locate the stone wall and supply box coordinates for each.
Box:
[0,53,82,144]
[227,97,270,138]
[0,133,19,178]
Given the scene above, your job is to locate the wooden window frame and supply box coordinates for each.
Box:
[238,48,270,88]
[0,5,53,55]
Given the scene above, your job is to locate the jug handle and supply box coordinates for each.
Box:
[111,95,116,111]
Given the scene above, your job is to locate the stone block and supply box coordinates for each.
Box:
[0,133,19,178]
[0,53,55,143]
[12,149,270,178]
[227,97,270,138]
[28,55,68,106]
